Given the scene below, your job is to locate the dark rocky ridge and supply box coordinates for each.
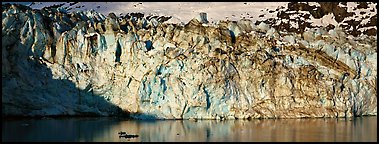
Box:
[256,2,377,36]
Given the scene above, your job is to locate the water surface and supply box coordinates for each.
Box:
[2,116,377,142]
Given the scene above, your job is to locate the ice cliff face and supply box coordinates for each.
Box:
[2,4,377,119]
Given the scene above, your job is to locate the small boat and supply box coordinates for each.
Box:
[118,131,139,139]
[118,131,126,135]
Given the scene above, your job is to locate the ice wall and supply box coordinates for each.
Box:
[2,4,377,119]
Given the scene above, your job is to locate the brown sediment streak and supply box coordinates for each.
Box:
[284,45,357,78]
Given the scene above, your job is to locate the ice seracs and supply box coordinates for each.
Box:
[2,3,377,119]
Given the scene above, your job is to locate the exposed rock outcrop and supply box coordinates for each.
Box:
[257,2,377,37]
[2,4,377,119]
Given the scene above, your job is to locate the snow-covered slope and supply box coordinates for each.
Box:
[5,2,377,37]
[24,2,377,37]
[2,3,377,119]
[26,2,290,23]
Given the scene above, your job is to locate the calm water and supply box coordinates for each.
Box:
[2,116,377,142]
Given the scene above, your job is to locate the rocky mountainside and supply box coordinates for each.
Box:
[256,2,377,37]
[2,3,377,119]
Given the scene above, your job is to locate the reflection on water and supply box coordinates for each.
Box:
[2,116,377,142]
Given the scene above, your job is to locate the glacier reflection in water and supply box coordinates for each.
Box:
[2,116,377,142]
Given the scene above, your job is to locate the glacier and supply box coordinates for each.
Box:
[2,4,377,119]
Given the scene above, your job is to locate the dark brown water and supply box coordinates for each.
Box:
[2,116,377,142]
